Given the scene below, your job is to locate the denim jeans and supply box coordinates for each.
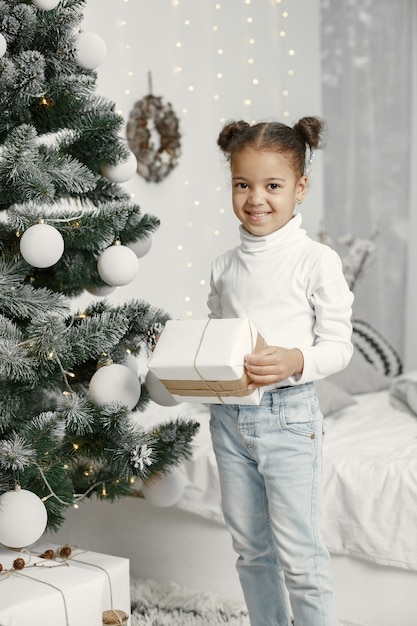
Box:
[209,383,338,626]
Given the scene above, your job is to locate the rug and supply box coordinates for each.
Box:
[130,578,358,625]
[130,578,250,625]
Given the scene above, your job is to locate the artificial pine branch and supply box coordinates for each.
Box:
[0,0,198,530]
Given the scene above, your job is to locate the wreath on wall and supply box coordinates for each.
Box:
[126,76,181,183]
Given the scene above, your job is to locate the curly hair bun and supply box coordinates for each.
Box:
[217,120,250,154]
[293,116,325,149]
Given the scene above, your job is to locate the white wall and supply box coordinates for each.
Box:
[80,0,323,320]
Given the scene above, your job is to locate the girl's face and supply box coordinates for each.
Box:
[231,147,308,236]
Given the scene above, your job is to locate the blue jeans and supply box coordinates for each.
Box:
[209,383,338,626]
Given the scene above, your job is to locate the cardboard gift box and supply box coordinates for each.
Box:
[0,541,130,626]
[148,318,266,404]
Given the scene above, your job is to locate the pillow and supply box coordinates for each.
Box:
[352,319,403,377]
[327,347,390,395]
[315,379,357,416]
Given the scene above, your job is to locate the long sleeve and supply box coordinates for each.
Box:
[206,215,354,385]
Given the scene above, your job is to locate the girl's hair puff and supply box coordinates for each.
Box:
[217,116,325,178]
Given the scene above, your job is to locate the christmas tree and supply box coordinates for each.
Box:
[0,0,199,536]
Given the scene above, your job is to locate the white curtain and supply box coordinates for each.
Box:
[320,0,417,370]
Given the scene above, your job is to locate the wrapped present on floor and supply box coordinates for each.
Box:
[148,318,266,404]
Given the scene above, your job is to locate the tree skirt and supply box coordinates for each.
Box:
[130,578,250,625]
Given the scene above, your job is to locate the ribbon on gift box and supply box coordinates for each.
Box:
[160,373,253,397]
[161,320,267,399]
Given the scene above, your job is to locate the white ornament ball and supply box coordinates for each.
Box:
[0,33,7,58]
[125,353,138,375]
[20,223,64,268]
[97,244,139,287]
[142,467,186,508]
[32,0,60,9]
[89,363,141,410]
[145,370,179,407]
[0,487,48,548]
[85,284,116,297]
[127,235,152,259]
[102,151,138,183]
[75,31,107,70]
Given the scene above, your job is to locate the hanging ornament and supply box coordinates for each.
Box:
[126,72,181,183]
[97,241,139,287]
[0,33,7,58]
[142,466,186,508]
[75,31,107,70]
[102,151,137,184]
[130,443,153,472]
[85,284,116,297]
[125,352,138,375]
[89,363,141,410]
[145,370,179,407]
[0,485,48,548]
[126,235,152,259]
[20,222,64,268]
[32,0,60,9]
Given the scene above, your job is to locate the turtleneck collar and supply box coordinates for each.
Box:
[239,213,306,253]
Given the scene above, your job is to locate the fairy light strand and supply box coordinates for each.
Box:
[86,0,302,319]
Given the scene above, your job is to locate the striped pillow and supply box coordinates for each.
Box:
[352,319,403,377]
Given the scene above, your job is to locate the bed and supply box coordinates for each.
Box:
[52,329,417,626]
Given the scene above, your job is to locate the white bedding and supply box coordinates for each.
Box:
[137,379,417,573]
[321,388,417,571]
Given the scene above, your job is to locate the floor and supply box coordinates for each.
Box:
[50,496,417,626]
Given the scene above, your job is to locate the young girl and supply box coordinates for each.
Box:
[208,117,353,626]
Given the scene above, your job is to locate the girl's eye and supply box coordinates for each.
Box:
[269,183,279,190]
[235,182,248,189]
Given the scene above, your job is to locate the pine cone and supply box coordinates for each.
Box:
[58,544,72,558]
[13,557,25,570]
[40,549,55,559]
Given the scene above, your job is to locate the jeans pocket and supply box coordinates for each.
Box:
[278,385,322,438]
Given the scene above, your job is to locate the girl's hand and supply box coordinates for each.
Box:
[244,346,304,389]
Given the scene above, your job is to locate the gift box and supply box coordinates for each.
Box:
[148,318,266,404]
[0,541,130,626]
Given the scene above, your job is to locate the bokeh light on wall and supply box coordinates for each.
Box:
[82,0,322,320]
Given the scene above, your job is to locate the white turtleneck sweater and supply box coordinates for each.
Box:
[207,213,354,385]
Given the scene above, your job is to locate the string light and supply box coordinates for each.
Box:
[94,0,301,319]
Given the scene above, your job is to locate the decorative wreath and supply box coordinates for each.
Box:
[126,93,181,183]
